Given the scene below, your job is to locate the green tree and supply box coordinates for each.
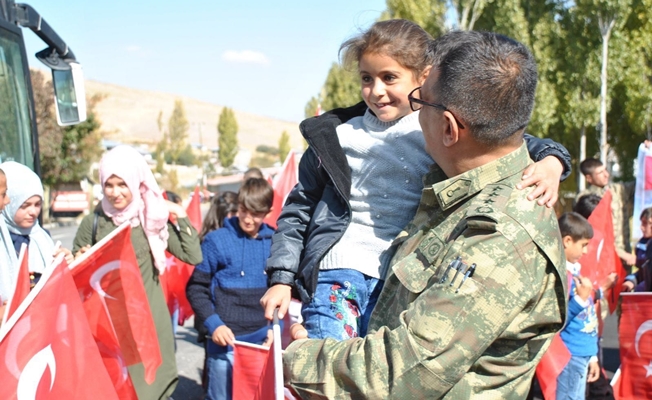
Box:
[31,69,103,187]
[304,96,321,119]
[321,63,361,112]
[278,130,291,163]
[384,0,447,36]
[217,107,239,169]
[167,100,189,164]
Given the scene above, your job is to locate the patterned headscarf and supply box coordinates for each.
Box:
[99,146,169,273]
[0,161,54,274]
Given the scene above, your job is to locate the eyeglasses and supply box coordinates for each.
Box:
[408,87,465,130]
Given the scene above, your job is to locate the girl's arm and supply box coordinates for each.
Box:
[167,217,203,266]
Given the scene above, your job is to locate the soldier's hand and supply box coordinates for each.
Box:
[212,325,235,346]
[290,323,308,341]
[517,155,562,208]
[574,276,594,301]
[587,360,600,382]
[260,284,292,320]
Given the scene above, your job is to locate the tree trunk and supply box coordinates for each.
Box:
[579,125,586,191]
[599,17,615,164]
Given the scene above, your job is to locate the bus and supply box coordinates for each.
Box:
[0,0,85,175]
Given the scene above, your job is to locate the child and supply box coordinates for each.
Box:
[261,19,571,340]
[0,161,74,286]
[199,191,238,242]
[186,178,274,400]
[623,207,652,292]
[557,212,615,399]
[0,167,12,320]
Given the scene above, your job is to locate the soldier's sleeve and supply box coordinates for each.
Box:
[283,228,540,399]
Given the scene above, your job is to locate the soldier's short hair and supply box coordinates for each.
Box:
[238,178,273,213]
[579,158,604,176]
[558,212,594,241]
[428,31,537,147]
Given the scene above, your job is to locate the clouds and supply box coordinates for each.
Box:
[222,50,270,66]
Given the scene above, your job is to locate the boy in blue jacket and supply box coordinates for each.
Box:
[557,212,616,399]
[187,178,274,400]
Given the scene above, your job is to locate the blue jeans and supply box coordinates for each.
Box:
[205,349,234,400]
[556,355,590,400]
[302,269,383,340]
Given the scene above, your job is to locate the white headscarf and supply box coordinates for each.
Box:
[99,146,169,273]
[0,214,18,303]
[0,161,54,275]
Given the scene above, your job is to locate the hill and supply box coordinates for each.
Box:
[84,80,304,152]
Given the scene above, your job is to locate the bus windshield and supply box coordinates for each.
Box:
[0,26,34,169]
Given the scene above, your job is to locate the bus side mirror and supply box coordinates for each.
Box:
[52,61,86,126]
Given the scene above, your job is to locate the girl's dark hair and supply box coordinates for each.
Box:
[199,191,238,241]
[339,19,433,78]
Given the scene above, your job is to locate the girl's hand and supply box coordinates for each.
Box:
[166,200,187,219]
[517,156,563,208]
[260,284,292,320]
[54,247,74,264]
[74,244,91,259]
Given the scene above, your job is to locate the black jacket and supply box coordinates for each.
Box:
[266,102,572,303]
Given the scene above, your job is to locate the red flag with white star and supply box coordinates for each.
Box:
[612,293,652,399]
[0,256,119,399]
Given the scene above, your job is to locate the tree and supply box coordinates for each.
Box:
[321,63,361,112]
[217,107,238,169]
[31,69,103,187]
[304,96,321,119]
[384,0,447,36]
[167,100,189,164]
[278,130,291,163]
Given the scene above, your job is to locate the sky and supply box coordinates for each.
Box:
[22,0,388,123]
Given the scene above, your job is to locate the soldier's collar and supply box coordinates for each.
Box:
[426,142,530,211]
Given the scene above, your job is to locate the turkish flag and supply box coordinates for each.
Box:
[613,293,652,399]
[2,244,29,325]
[233,341,269,400]
[164,251,195,324]
[69,222,161,389]
[264,151,298,229]
[535,333,571,400]
[579,190,626,313]
[162,186,200,324]
[0,257,119,399]
[187,185,202,232]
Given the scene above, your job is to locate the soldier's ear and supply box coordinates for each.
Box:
[442,112,459,148]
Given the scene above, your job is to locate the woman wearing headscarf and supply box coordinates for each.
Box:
[0,167,13,321]
[72,145,202,399]
[0,161,73,286]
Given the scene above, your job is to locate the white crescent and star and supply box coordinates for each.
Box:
[634,319,652,378]
[16,345,56,400]
[89,261,121,300]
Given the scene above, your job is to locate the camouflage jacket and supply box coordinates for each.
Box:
[576,182,635,253]
[282,142,567,399]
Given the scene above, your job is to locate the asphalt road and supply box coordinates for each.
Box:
[50,221,623,399]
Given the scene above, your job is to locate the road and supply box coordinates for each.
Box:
[50,221,622,399]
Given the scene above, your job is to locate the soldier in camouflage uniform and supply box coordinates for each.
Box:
[575,158,636,267]
[281,31,567,399]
